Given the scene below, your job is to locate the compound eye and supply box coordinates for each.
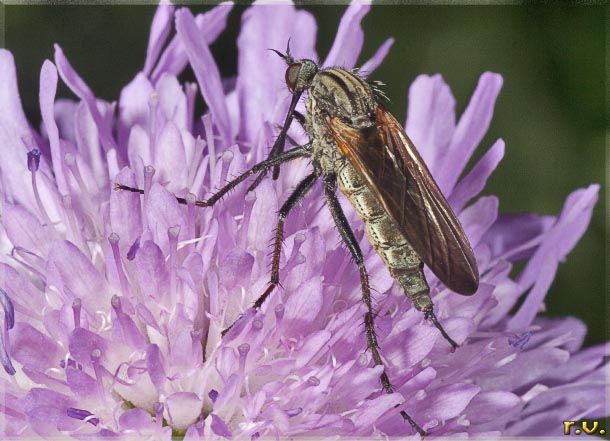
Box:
[285,63,302,92]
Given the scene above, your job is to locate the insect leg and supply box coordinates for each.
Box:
[115,144,309,207]
[249,91,304,191]
[221,171,320,337]
[276,110,307,151]
[254,171,319,308]
[322,172,426,437]
[292,110,306,128]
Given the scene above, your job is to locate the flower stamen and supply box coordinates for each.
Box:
[28,149,54,229]
[0,287,16,375]
[108,234,130,296]
[72,298,81,328]
[66,407,100,426]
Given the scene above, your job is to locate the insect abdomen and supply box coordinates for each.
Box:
[336,159,432,311]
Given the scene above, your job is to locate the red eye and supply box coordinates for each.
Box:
[285,63,301,92]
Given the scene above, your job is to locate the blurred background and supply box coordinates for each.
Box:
[4,4,606,349]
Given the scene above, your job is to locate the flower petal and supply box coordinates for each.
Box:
[414,383,480,423]
[21,388,77,435]
[46,240,109,313]
[153,121,188,191]
[11,322,61,372]
[146,344,167,393]
[152,3,233,82]
[54,45,119,156]
[353,394,404,432]
[236,3,316,147]
[175,8,231,147]
[405,73,456,173]
[436,72,503,194]
[118,73,155,149]
[40,60,69,194]
[509,185,599,330]
[166,392,201,431]
[323,2,369,69]
[449,139,505,212]
[143,2,175,77]
[210,413,232,437]
[465,390,521,424]
[360,38,394,76]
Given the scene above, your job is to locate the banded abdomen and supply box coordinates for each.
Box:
[335,158,433,312]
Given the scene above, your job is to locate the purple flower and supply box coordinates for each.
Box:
[0,2,606,439]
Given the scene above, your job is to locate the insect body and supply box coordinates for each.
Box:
[116,44,479,436]
[286,58,479,339]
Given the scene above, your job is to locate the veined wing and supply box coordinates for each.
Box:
[327,105,479,295]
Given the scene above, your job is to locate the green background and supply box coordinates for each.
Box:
[3,4,607,350]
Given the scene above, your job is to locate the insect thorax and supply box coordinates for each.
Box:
[305,68,377,173]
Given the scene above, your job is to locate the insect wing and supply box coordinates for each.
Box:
[327,105,479,295]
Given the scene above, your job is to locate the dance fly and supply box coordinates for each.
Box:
[116,41,479,436]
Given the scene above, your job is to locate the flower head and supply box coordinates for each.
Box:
[0,2,606,439]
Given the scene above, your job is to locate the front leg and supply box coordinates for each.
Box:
[248,91,304,192]
[115,144,309,207]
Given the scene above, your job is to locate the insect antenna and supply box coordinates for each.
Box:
[268,38,294,65]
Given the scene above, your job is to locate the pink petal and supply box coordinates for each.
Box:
[54,45,119,156]
[353,394,404,431]
[166,392,201,431]
[46,240,109,313]
[0,50,53,212]
[152,3,233,82]
[175,8,231,147]
[482,213,555,262]
[68,328,109,367]
[156,74,189,130]
[53,98,77,143]
[449,139,505,212]
[385,325,438,370]
[133,239,170,302]
[436,72,503,195]
[284,276,323,338]
[146,344,167,393]
[360,38,394,76]
[73,102,107,186]
[144,184,187,254]
[0,264,46,321]
[294,330,331,369]
[109,167,143,253]
[323,2,370,69]
[11,322,61,372]
[458,195,499,248]
[509,185,598,329]
[405,74,456,173]
[143,2,175,76]
[39,60,69,194]
[3,203,52,258]
[236,4,316,146]
[153,121,188,191]
[21,388,77,435]
[117,73,155,149]
[210,413,232,437]
[465,390,521,424]
[118,408,155,431]
[415,383,480,422]
[66,367,97,399]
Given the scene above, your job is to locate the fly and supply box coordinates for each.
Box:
[116,41,479,436]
